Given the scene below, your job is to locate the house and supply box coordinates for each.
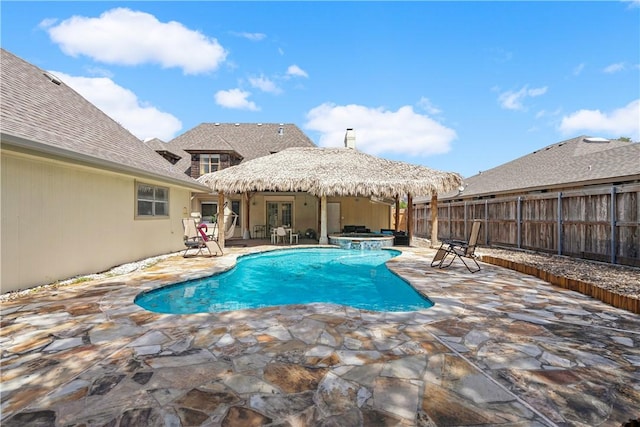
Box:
[436,135,639,199]
[0,48,211,293]
[413,136,640,265]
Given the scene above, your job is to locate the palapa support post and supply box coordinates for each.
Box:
[394,196,400,232]
[217,191,225,249]
[242,192,250,239]
[319,195,328,244]
[430,193,439,247]
[407,193,413,244]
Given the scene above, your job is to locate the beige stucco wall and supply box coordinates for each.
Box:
[328,196,392,233]
[203,192,392,238]
[246,193,319,236]
[186,191,393,241]
[1,149,194,293]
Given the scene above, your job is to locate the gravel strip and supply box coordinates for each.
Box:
[0,253,178,303]
[478,247,640,300]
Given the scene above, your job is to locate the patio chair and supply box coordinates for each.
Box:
[431,220,482,273]
[275,226,288,244]
[182,218,223,257]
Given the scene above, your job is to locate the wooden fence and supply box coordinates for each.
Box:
[414,183,640,267]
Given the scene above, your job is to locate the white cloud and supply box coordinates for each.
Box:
[231,31,266,41]
[286,64,308,78]
[85,66,114,78]
[51,71,182,141]
[487,47,513,63]
[603,62,626,73]
[622,0,640,8]
[43,8,227,74]
[248,75,282,94]
[573,63,585,76]
[304,103,456,157]
[417,97,442,115]
[498,85,548,110]
[214,89,259,111]
[38,18,58,29]
[559,99,640,140]
[535,108,562,119]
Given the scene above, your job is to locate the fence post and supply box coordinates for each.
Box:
[517,196,522,249]
[464,201,468,240]
[447,203,451,239]
[557,192,563,256]
[484,200,489,245]
[611,186,617,264]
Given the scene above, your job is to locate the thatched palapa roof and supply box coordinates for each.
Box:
[197,147,463,198]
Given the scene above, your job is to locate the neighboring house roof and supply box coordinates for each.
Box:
[0,48,208,191]
[429,136,640,201]
[168,123,316,175]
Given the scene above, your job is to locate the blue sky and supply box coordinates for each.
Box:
[2,1,639,178]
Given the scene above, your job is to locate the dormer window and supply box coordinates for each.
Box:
[200,154,220,175]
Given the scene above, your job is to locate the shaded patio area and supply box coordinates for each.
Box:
[1,245,639,426]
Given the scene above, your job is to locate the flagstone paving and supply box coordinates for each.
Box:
[1,245,639,426]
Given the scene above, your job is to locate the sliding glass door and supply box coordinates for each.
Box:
[267,202,293,231]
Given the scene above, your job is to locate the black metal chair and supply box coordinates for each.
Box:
[431,220,482,273]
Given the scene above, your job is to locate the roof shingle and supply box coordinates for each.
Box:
[168,123,316,175]
[0,48,206,190]
[452,136,640,199]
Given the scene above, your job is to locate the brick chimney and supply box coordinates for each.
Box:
[344,128,356,149]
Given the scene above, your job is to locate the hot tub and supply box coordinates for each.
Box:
[328,233,395,250]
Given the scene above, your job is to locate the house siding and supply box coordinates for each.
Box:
[1,148,193,293]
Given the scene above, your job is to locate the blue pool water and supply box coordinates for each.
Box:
[135,248,433,314]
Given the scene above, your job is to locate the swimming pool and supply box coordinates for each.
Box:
[135,248,433,314]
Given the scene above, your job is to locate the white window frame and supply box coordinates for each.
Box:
[136,182,169,218]
[200,154,220,175]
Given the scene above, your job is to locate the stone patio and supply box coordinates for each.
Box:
[1,245,639,426]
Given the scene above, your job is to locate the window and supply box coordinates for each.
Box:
[231,200,241,228]
[200,154,220,175]
[136,183,169,217]
[201,202,218,223]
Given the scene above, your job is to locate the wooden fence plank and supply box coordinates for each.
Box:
[415,184,639,267]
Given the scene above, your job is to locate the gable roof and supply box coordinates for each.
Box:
[0,48,208,191]
[448,136,640,200]
[168,122,316,175]
[142,137,169,151]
